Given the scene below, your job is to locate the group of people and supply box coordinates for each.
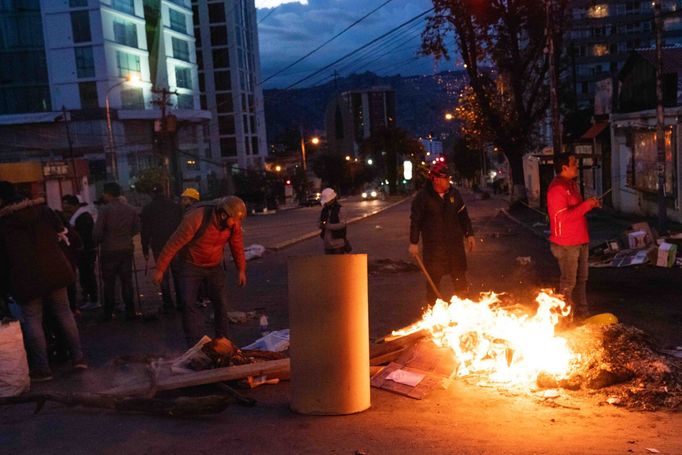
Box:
[0,178,249,382]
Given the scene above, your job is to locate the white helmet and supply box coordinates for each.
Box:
[320,188,337,205]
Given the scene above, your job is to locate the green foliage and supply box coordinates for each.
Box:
[422,0,564,185]
[132,167,168,194]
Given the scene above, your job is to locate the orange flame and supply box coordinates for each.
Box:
[393,290,578,386]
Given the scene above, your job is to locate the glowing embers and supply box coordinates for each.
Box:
[392,290,579,387]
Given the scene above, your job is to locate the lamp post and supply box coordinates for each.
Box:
[104,74,142,181]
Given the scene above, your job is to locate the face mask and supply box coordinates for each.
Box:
[216,209,230,230]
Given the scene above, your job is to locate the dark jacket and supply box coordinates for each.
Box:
[93,198,140,253]
[141,196,183,256]
[410,184,474,268]
[70,205,96,250]
[0,198,76,303]
[319,200,347,252]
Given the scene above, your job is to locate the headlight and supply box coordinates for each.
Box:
[362,192,368,198]
[370,191,377,197]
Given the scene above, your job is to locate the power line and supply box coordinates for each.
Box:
[257,5,278,24]
[285,7,435,89]
[261,0,396,85]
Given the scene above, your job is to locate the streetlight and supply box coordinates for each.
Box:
[105,73,142,181]
[444,112,454,121]
[299,133,320,172]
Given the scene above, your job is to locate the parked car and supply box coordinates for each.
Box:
[300,192,321,207]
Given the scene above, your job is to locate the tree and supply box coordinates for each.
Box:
[422,0,565,197]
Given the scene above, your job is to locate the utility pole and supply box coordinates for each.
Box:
[60,106,79,192]
[654,1,667,233]
[546,0,562,160]
[152,87,179,196]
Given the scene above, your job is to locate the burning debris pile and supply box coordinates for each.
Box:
[389,290,682,411]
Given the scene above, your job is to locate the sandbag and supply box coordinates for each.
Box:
[0,321,30,397]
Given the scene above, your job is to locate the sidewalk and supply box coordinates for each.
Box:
[502,199,682,245]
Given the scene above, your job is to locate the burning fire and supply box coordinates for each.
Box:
[393,290,579,386]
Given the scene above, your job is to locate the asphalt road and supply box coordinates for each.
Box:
[2,190,680,454]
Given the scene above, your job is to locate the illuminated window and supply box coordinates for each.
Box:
[593,44,608,56]
[587,4,608,18]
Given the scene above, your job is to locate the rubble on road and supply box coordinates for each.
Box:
[555,324,682,411]
[368,258,418,274]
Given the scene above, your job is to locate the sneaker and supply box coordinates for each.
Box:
[30,371,54,382]
[79,301,102,311]
[73,360,88,370]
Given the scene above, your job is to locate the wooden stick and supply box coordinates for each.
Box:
[102,358,290,397]
[413,253,443,300]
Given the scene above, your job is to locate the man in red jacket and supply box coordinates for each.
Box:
[153,196,246,346]
[547,152,600,318]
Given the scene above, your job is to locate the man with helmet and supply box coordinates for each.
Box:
[319,187,350,254]
[409,160,475,302]
[180,187,200,211]
[152,196,247,346]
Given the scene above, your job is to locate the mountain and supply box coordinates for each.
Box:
[263,71,469,144]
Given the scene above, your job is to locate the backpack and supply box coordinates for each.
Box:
[178,205,214,261]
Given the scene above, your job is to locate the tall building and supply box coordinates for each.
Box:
[191,0,268,171]
[325,87,396,156]
[0,0,214,201]
[567,0,682,110]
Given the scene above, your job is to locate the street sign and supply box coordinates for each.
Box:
[43,161,70,177]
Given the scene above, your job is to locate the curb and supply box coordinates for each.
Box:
[269,196,411,251]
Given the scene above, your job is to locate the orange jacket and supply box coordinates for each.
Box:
[155,206,246,275]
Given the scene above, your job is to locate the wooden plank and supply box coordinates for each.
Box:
[102,359,290,397]
[369,329,426,360]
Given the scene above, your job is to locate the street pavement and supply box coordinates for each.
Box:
[2,189,681,454]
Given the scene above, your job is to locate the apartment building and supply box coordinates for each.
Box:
[191,0,268,172]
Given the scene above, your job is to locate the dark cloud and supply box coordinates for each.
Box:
[257,0,442,88]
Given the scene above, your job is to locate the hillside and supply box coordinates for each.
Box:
[263,71,468,143]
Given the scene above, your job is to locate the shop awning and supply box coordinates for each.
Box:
[580,122,609,140]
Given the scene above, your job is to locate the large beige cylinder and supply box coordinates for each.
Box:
[288,254,370,415]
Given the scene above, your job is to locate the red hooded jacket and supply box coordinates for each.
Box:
[155,206,246,275]
[547,176,592,246]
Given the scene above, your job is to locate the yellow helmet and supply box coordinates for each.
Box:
[181,188,200,201]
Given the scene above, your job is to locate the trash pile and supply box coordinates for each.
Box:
[368,258,419,275]
[549,324,682,411]
[589,221,682,268]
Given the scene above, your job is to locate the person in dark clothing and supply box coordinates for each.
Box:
[319,188,350,254]
[0,181,86,382]
[409,161,476,302]
[62,194,98,309]
[54,209,84,312]
[141,184,183,312]
[93,182,141,321]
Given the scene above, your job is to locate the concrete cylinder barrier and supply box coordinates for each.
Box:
[288,254,370,415]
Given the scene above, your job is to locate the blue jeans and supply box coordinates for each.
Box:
[550,243,589,312]
[179,263,230,346]
[20,287,84,374]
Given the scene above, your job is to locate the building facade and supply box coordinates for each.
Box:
[567,0,682,110]
[191,0,268,172]
[0,0,215,203]
[324,87,396,157]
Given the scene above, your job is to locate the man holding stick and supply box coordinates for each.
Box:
[409,160,475,302]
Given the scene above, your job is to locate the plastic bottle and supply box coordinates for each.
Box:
[259,314,269,335]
